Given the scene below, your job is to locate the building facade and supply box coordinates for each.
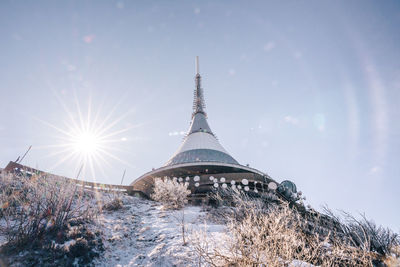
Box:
[131,58,278,199]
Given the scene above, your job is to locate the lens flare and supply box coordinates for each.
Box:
[35,93,137,182]
[72,131,101,155]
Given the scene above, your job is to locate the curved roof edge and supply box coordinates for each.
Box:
[131,162,271,186]
[165,148,239,166]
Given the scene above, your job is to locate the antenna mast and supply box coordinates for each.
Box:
[195,56,199,74]
[192,56,206,118]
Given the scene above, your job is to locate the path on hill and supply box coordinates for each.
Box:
[94,196,223,267]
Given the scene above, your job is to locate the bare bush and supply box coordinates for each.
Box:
[192,192,373,266]
[151,178,191,245]
[102,196,124,211]
[0,172,94,248]
[220,189,273,219]
[205,189,273,224]
[323,206,400,263]
[151,177,191,209]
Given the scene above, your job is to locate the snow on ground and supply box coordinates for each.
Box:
[0,233,7,247]
[94,194,225,267]
[0,191,320,266]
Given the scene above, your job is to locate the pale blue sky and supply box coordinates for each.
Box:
[0,1,399,229]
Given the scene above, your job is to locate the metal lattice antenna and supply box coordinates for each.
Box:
[192,56,206,118]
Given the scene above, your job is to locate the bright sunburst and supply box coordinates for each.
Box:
[71,131,101,155]
[36,93,136,182]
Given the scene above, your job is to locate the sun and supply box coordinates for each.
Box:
[36,94,136,181]
[71,131,101,155]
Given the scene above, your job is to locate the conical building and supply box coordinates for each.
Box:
[131,57,276,199]
[165,57,238,166]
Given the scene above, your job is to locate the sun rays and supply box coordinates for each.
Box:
[35,92,137,183]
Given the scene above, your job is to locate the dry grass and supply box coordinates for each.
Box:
[102,196,124,211]
[383,245,400,266]
[100,190,125,212]
[0,172,95,248]
[0,172,105,266]
[192,192,374,266]
[323,206,400,263]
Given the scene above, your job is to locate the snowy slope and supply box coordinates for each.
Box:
[94,195,225,267]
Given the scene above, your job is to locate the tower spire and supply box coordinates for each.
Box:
[193,56,206,118]
[163,58,239,166]
[195,56,200,74]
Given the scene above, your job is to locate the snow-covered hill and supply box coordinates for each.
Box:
[0,176,398,267]
[93,195,224,267]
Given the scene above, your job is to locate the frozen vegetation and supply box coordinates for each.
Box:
[0,172,399,266]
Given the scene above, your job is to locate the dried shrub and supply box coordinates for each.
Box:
[323,206,400,263]
[102,197,124,211]
[151,178,190,209]
[0,172,105,266]
[192,192,373,266]
[205,189,272,225]
[0,172,94,248]
[69,237,89,257]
